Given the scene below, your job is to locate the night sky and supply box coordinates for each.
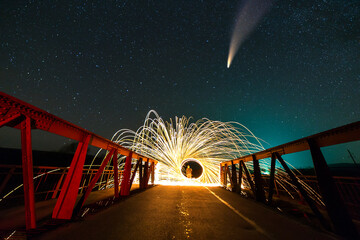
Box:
[1,0,359,167]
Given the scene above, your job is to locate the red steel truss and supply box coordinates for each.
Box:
[220,121,360,239]
[0,91,157,230]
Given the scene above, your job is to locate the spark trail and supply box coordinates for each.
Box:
[108,110,265,184]
[0,111,324,207]
[60,110,324,207]
[227,0,272,68]
[91,110,324,208]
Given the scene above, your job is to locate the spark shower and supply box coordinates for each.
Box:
[1,111,323,206]
[99,111,323,204]
[108,110,265,184]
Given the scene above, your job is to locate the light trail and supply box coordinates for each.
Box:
[91,110,323,205]
[227,0,272,68]
[0,111,323,208]
[108,110,266,184]
[0,168,62,202]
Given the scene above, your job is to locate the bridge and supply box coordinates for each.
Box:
[0,91,359,239]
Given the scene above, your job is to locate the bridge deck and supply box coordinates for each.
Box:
[39,186,335,240]
[0,185,138,231]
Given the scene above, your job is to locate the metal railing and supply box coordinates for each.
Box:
[220,121,360,239]
[0,164,124,204]
[0,92,158,231]
[259,175,360,220]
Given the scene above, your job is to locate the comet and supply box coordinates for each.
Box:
[227,0,272,68]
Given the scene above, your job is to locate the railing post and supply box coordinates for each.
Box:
[52,134,91,220]
[220,165,223,186]
[151,162,155,185]
[73,149,115,215]
[21,116,36,230]
[307,139,358,239]
[237,162,242,193]
[224,164,228,188]
[223,164,227,188]
[139,158,143,189]
[129,158,141,189]
[252,155,266,203]
[240,161,255,196]
[84,149,115,205]
[226,165,233,189]
[120,151,133,196]
[145,162,153,188]
[142,160,149,189]
[231,160,237,192]
[113,149,119,198]
[267,153,276,205]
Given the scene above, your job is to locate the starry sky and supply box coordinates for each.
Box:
[1,0,359,167]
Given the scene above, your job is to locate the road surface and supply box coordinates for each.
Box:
[39,185,336,240]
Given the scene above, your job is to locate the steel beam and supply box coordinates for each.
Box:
[129,158,141,189]
[52,134,91,220]
[0,92,158,165]
[142,160,149,189]
[72,149,115,216]
[219,165,224,187]
[150,161,155,184]
[240,161,255,196]
[274,152,331,231]
[0,109,22,128]
[113,149,119,198]
[120,152,133,196]
[226,165,233,189]
[221,120,360,166]
[21,117,36,230]
[145,162,153,188]
[231,161,237,192]
[307,139,358,239]
[267,153,276,205]
[238,162,243,193]
[139,158,143,189]
[252,155,266,203]
[222,165,227,187]
[83,149,115,208]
